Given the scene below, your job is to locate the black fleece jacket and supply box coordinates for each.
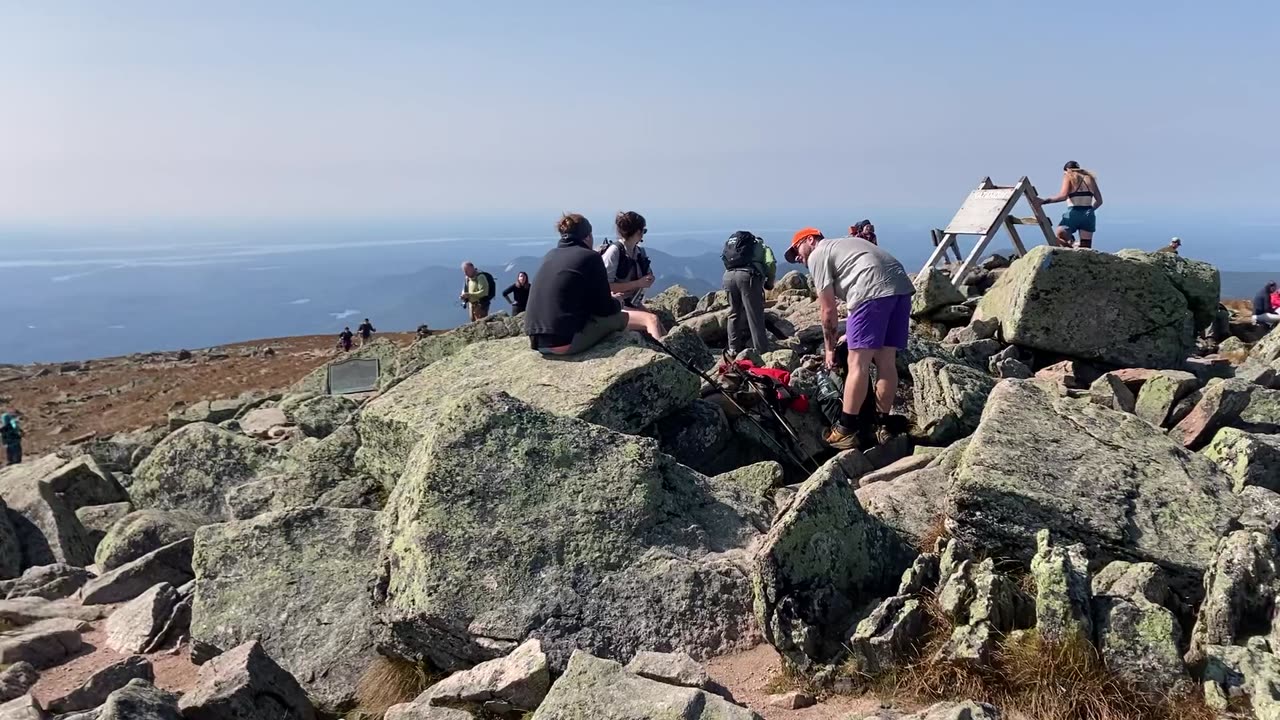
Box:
[524,238,622,348]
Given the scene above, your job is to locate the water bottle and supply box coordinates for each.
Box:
[814,369,844,425]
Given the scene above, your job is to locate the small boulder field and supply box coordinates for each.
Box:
[7,247,1280,718]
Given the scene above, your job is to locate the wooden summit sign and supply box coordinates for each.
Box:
[923,177,1057,286]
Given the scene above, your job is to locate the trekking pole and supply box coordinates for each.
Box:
[640,334,818,476]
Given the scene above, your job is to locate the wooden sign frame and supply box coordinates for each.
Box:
[921,176,1057,286]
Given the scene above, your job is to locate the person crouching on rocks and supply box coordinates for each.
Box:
[524,213,665,356]
[1254,282,1280,327]
[785,227,914,450]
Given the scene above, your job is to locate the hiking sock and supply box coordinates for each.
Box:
[839,411,861,431]
[875,411,892,427]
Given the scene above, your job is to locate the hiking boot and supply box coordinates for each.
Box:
[873,413,910,446]
[873,424,896,446]
[824,423,861,451]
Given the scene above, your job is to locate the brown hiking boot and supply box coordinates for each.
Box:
[824,424,861,451]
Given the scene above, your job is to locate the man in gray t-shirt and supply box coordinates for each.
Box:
[785,227,915,451]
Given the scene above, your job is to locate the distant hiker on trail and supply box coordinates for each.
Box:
[602,211,655,308]
[460,262,496,322]
[1,413,21,466]
[1158,237,1182,254]
[1039,161,1103,249]
[338,327,354,352]
[722,231,777,355]
[850,219,878,245]
[785,228,914,450]
[525,213,665,356]
[357,318,376,347]
[1256,283,1280,327]
[503,272,532,315]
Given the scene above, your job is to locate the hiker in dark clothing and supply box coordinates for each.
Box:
[338,327,354,352]
[357,319,376,347]
[524,213,664,356]
[1,413,22,466]
[1254,283,1280,327]
[503,272,532,315]
[721,231,777,355]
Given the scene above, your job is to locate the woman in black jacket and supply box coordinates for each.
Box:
[503,272,532,315]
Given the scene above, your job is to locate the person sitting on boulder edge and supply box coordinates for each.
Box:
[722,230,777,355]
[1158,237,1182,254]
[1254,282,1280,327]
[0,413,21,466]
[785,227,914,450]
[503,272,532,315]
[460,261,494,322]
[602,211,655,308]
[1039,161,1103,249]
[524,213,665,355]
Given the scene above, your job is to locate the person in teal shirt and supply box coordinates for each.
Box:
[1,413,22,466]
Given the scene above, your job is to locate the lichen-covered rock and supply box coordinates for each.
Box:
[1030,531,1092,645]
[1090,561,1189,696]
[95,510,201,572]
[910,358,996,445]
[179,640,317,720]
[944,318,999,346]
[895,701,1001,720]
[857,439,967,549]
[285,392,355,438]
[649,285,702,318]
[130,423,278,523]
[846,595,924,675]
[0,456,94,571]
[653,399,733,475]
[377,392,767,673]
[753,453,912,669]
[168,399,248,432]
[0,663,37,704]
[773,272,812,295]
[392,316,524,381]
[407,639,550,716]
[1240,486,1280,535]
[975,246,1195,368]
[949,339,1003,370]
[949,380,1239,596]
[1133,370,1200,427]
[1170,378,1252,449]
[191,507,378,713]
[661,324,716,372]
[530,651,761,720]
[625,651,723,696]
[1203,645,1280,719]
[1115,249,1221,332]
[357,334,699,489]
[81,538,193,605]
[1088,374,1136,413]
[933,557,1028,665]
[263,426,383,513]
[76,502,133,552]
[1202,428,1280,493]
[1187,530,1280,664]
[912,267,964,319]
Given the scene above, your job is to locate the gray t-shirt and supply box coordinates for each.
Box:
[808,236,914,311]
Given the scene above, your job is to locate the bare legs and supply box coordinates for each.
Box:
[624,308,665,340]
[842,347,899,417]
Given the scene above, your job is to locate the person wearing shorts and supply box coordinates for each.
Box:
[1038,161,1103,249]
[785,227,915,450]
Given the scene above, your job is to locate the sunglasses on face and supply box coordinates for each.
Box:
[642,228,648,235]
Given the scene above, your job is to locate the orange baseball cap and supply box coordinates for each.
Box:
[785,227,824,264]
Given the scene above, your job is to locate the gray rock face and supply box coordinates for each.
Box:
[239,407,289,439]
[0,617,87,668]
[661,324,716,372]
[4,564,93,601]
[0,694,42,720]
[76,502,133,552]
[1132,370,1200,428]
[975,246,1195,368]
[912,267,965,319]
[1115,249,1221,332]
[0,664,37,704]
[530,651,762,720]
[408,639,550,716]
[624,651,719,695]
[934,554,1028,665]
[168,399,249,431]
[1030,531,1092,645]
[392,316,525,381]
[1090,561,1189,696]
[377,392,767,674]
[1169,378,1252,449]
[0,597,105,625]
[95,509,201,572]
[179,640,316,720]
[0,455,95,571]
[949,380,1239,596]
[1240,386,1280,432]
[856,439,967,549]
[357,334,699,489]
[1088,374,1136,413]
[1188,530,1280,664]
[384,706,472,720]
[105,583,178,654]
[81,539,193,605]
[278,425,383,511]
[47,655,154,714]
[1202,428,1280,493]
[1239,486,1280,535]
[910,359,996,445]
[97,679,181,720]
[895,701,1001,720]
[130,423,278,522]
[753,453,912,669]
[653,399,733,475]
[846,595,925,675]
[290,395,358,439]
[191,507,379,712]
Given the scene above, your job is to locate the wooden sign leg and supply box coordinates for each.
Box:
[923,232,959,273]
[1004,217,1028,257]
[954,228,997,286]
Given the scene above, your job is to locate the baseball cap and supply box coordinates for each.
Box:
[785,227,823,264]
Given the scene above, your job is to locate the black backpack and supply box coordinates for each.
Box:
[479,271,497,302]
[722,231,759,271]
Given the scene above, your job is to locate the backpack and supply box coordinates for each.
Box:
[599,241,650,281]
[722,231,760,271]
[479,271,497,302]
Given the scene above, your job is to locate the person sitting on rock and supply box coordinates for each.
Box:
[602,211,656,308]
[1039,161,1103,249]
[1,413,22,466]
[1157,237,1182,254]
[785,227,914,450]
[524,213,665,356]
[338,327,354,352]
[1258,283,1280,327]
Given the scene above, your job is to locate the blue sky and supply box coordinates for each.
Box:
[2,1,1277,222]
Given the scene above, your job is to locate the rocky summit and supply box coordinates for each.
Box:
[8,247,1280,717]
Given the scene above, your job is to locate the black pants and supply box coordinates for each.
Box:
[724,269,769,353]
[5,444,20,465]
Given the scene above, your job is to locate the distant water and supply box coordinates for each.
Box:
[0,213,1277,364]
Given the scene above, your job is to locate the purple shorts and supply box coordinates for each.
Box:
[846,293,912,350]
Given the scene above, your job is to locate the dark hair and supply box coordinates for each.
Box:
[1269,282,1277,292]
[557,213,587,237]
[615,211,646,240]
[1064,160,1081,171]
